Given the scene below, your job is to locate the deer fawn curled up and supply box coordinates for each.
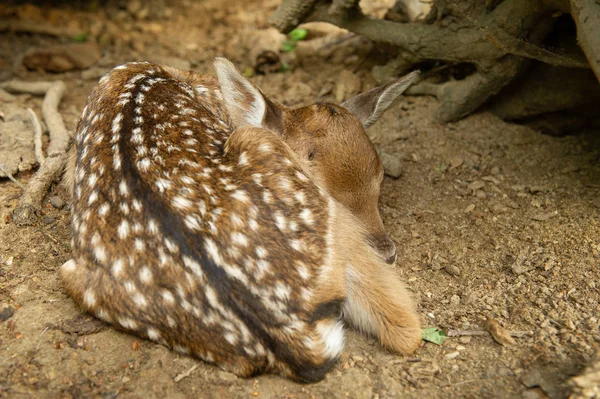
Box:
[61,58,421,382]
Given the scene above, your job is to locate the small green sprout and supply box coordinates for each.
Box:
[282,28,308,52]
[72,32,88,42]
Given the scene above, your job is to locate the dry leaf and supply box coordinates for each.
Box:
[485,318,515,346]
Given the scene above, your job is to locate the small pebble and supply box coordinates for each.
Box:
[456,345,466,351]
[450,155,464,169]
[464,204,475,213]
[379,151,403,178]
[468,181,485,191]
[450,295,461,307]
[49,196,65,209]
[0,306,15,321]
[445,265,461,276]
[122,376,131,383]
[42,215,56,224]
[459,336,471,344]
[445,351,460,359]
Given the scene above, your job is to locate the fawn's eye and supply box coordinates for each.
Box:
[307,150,316,161]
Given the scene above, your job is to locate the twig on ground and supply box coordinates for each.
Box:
[0,164,25,190]
[173,364,199,382]
[28,108,45,168]
[0,20,77,38]
[2,80,71,224]
[446,329,533,338]
[36,326,49,349]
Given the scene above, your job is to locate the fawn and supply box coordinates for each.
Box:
[61,58,421,382]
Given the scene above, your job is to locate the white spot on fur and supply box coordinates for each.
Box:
[147,328,160,341]
[147,219,159,235]
[98,203,110,217]
[300,208,314,225]
[134,239,145,251]
[132,199,142,212]
[231,190,249,203]
[290,239,304,252]
[174,345,190,355]
[138,158,151,171]
[164,238,178,253]
[119,180,129,196]
[112,259,124,277]
[133,293,148,308]
[88,191,98,205]
[139,267,153,284]
[118,220,130,239]
[173,196,192,210]
[238,152,248,166]
[167,316,176,327]
[182,255,204,278]
[61,259,76,273]
[274,212,286,231]
[162,290,175,304]
[232,232,248,247]
[118,317,138,330]
[316,320,345,359]
[256,246,267,258]
[184,215,202,231]
[83,289,96,307]
[295,191,306,204]
[112,113,123,134]
[155,178,172,192]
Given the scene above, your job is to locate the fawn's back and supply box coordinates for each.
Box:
[62,59,421,381]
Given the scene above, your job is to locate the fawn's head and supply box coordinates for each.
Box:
[215,58,418,264]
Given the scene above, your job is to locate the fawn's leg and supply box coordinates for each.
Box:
[342,246,422,354]
[330,204,421,355]
[343,260,421,354]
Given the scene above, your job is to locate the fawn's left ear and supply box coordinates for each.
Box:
[341,70,420,129]
[214,57,284,134]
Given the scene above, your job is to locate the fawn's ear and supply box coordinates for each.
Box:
[341,71,420,129]
[214,57,284,134]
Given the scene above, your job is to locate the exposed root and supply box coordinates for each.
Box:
[0,164,26,191]
[1,80,71,225]
[28,108,45,169]
[569,0,600,81]
[0,20,77,38]
[270,0,600,123]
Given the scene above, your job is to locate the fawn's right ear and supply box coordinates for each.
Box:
[214,57,284,134]
[341,70,420,129]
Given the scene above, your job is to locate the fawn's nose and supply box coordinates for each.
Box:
[370,234,398,265]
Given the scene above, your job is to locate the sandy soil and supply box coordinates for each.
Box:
[0,1,599,398]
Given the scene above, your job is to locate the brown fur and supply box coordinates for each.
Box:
[61,60,420,382]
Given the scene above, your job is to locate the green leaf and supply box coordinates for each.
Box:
[282,40,296,52]
[288,28,308,41]
[242,67,255,78]
[279,62,291,73]
[72,32,88,42]
[421,328,447,345]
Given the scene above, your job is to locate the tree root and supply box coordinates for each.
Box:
[28,108,45,169]
[0,20,78,38]
[1,80,71,225]
[569,0,600,81]
[270,0,600,123]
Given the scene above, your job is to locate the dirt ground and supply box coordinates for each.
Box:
[1,1,599,398]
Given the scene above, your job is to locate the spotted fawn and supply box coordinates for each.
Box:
[61,58,421,382]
